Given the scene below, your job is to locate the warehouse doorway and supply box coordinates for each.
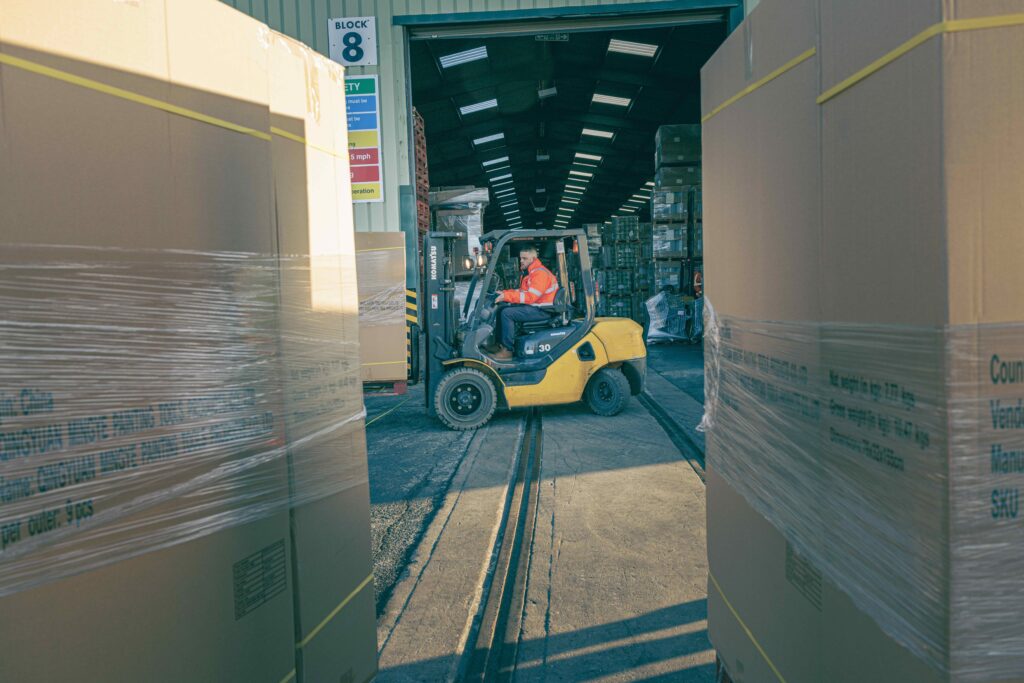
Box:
[398,4,730,402]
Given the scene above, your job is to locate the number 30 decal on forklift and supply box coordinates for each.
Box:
[538,343,552,353]
[328,16,377,67]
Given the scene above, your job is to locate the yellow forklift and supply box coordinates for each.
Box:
[422,228,646,430]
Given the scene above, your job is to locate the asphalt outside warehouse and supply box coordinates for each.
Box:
[11,0,1023,682]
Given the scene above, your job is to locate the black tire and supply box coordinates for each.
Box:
[434,367,498,431]
[584,368,631,417]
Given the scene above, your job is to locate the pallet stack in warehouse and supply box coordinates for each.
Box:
[653,123,702,296]
[595,216,652,323]
[413,107,430,248]
[648,124,703,340]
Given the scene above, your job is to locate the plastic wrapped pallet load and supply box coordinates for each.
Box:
[0,3,376,681]
[701,0,1024,681]
[355,232,408,383]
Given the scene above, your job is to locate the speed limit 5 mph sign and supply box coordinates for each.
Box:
[328,16,378,67]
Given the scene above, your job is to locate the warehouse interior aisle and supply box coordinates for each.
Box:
[364,348,712,681]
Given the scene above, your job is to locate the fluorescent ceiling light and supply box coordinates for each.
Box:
[575,152,602,161]
[573,162,598,169]
[592,93,631,107]
[482,156,509,167]
[564,188,584,195]
[569,170,593,178]
[566,182,587,190]
[460,98,498,115]
[626,199,645,205]
[582,127,614,139]
[495,187,515,194]
[490,173,512,181]
[632,194,650,200]
[645,181,655,187]
[440,46,488,68]
[608,39,658,58]
[537,86,558,99]
[562,198,580,205]
[473,132,504,145]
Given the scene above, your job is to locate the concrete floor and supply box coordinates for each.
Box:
[364,341,710,681]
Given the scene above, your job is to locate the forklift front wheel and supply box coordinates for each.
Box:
[434,367,498,431]
[584,368,631,417]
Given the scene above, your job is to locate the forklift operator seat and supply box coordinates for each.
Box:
[518,286,571,333]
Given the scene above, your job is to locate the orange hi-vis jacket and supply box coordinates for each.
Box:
[501,258,559,305]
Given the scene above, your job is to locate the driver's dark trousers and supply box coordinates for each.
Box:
[498,304,550,351]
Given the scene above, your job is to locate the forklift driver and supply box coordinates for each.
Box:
[489,246,559,360]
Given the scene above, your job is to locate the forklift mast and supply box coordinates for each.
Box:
[422,231,461,416]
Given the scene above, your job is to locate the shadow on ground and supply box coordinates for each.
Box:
[377,599,713,682]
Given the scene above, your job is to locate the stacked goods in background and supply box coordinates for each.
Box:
[584,223,603,267]
[702,1,1024,682]
[596,216,649,323]
[653,123,702,298]
[648,123,703,342]
[355,232,408,386]
[429,186,489,278]
[413,107,430,244]
[0,3,376,682]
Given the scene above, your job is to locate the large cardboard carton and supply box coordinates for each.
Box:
[702,0,1024,680]
[268,32,378,683]
[0,1,296,681]
[355,232,409,383]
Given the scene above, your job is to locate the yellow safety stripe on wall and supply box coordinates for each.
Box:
[701,47,816,123]
[296,573,374,650]
[0,52,351,157]
[405,313,418,324]
[708,571,788,683]
[818,13,1024,104]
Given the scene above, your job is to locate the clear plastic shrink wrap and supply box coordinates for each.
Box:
[354,247,406,327]
[0,245,365,597]
[701,299,1024,678]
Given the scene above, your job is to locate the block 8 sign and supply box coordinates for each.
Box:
[328,16,377,67]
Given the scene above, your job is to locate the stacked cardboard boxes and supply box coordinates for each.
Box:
[0,3,376,681]
[703,0,1024,681]
[596,216,651,323]
[355,232,408,384]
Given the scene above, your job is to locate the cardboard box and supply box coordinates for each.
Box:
[655,165,703,190]
[268,32,378,683]
[355,232,409,383]
[0,4,377,682]
[654,123,702,167]
[702,0,1024,680]
[0,2,295,681]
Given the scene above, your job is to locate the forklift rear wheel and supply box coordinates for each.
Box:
[584,368,631,417]
[434,367,498,431]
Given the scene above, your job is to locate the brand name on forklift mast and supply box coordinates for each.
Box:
[429,245,438,281]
